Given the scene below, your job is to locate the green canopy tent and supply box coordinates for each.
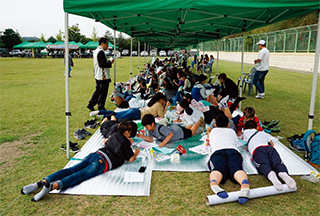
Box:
[13,41,30,49]
[62,0,320,157]
[79,41,116,49]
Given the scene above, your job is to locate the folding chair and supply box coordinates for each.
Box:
[238,67,257,95]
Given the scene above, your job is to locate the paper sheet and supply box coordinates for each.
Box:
[152,146,175,155]
[189,143,211,155]
[135,140,158,149]
[123,172,145,183]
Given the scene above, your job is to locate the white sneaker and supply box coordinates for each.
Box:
[255,93,264,99]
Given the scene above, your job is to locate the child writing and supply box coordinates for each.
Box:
[208,114,250,204]
[244,120,296,190]
[237,107,263,136]
[175,99,205,128]
[21,122,140,202]
[138,114,203,147]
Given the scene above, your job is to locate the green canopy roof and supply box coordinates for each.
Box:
[64,0,319,48]
[54,41,65,45]
[79,41,117,49]
[46,42,53,45]
[13,41,30,49]
[68,41,78,45]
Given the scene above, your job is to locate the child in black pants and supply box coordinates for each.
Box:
[243,120,296,190]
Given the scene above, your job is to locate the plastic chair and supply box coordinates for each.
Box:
[203,62,213,77]
[238,67,257,95]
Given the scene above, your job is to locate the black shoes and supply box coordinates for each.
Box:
[87,105,95,111]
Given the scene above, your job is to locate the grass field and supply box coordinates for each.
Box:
[0,57,319,215]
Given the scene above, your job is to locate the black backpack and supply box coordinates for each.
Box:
[186,76,195,92]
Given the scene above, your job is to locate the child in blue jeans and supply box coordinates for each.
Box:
[21,122,140,202]
[208,114,250,204]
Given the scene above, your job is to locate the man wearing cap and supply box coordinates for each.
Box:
[87,37,114,111]
[253,40,270,99]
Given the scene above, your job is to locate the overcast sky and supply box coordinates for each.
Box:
[0,0,128,39]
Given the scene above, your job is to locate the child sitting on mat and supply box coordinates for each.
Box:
[208,114,250,204]
[138,114,204,147]
[236,107,263,136]
[244,120,296,190]
[21,121,140,202]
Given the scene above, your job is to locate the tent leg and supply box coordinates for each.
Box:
[138,41,140,75]
[64,12,70,159]
[308,12,320,130]
[216,40,220,79]
[144,43,146,65]
[113,29,117,85]
[130,37,133,80]
[239,33,245,111]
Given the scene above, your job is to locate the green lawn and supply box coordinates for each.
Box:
[0,57,319,215]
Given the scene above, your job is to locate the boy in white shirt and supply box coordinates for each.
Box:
[208,114,250,204]
[244,120,296,190]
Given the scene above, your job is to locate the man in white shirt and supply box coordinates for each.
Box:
[253,40,270,99]
[87,38,114,111]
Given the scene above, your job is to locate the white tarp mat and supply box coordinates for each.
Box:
[51,129,153,196]
[53,126,317,197]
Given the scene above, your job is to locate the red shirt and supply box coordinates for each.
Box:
[237,116,263,133]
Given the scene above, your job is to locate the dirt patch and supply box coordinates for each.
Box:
[0,132,42,171]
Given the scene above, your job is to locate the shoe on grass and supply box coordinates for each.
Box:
[74,129,85,140]
[80,128,91,137]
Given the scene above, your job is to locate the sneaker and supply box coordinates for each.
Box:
[84,120,100,129]
[60,141,79,151]
[80,128,91,137]
[60,144,80,153]
[255,93,264,99]
[74,129,85,140]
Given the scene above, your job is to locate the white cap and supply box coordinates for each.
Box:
[256,40,266,45]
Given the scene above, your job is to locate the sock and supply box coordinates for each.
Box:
[90,111,99,117]
[210,180,228,198]
[279,172,296,189]
[267,171,283,191]
[31,182,52,202]
[21,181,44,195]
[238,188,250,204]
[238,179,250,204]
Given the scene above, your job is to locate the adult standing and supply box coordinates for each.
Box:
[253,40,270,99]
[87,37,114,111]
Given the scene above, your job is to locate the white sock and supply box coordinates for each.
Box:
[31,182,52,202]
[90,111,99,117]
[21,181,44,195]
[267,171,283,191]
[279,172,296,189]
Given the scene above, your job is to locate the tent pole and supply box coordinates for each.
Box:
[130,37,133,80]
[216,40,220,79]
[64,12,70,159]
[202,42,205,74]
[144,43,146,65]
[113,29,116,85]
[138,41,140,75]
[308,12,320,130]
[239,33,245,111]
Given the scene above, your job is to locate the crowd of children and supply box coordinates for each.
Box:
[21,54,296,203]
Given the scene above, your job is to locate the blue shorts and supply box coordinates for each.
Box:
[207,149,243,184]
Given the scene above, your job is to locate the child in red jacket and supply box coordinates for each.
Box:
[237,107,263,136]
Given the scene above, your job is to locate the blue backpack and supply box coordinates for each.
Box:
[303,130,320,167]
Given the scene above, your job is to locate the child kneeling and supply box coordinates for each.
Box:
[244,120,296,190]
[208,114,250,204]
[139,114,203,147]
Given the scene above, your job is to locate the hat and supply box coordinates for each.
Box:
[256,40,266,46]
[114,93,124,98]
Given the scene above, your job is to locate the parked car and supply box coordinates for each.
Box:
[141,51,148,57]
[122,49,129,56]
[22,50,32,57]
[9,49,22,57]
[105,49,112,56]
[159,50,166,57]
[150,50,157,56]
[167,50,174,57]
[132,51,138,56]
[0,48,9,57]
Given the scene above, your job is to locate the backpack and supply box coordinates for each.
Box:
[186,76,195,92]
[303,130,320,167]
